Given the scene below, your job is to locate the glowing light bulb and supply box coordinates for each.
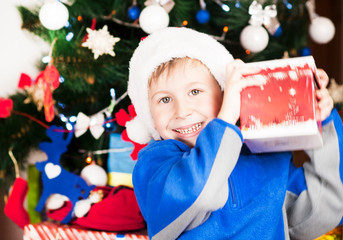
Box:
[42,56,51,64]
[69,116,77,122]
[86,155,92,164]
[66,32,74,41]
[221,4,230,12]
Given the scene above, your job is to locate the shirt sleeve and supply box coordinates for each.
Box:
[286,109,343,239]
[132,119,243,240]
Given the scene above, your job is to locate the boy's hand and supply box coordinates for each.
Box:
[315,69,334,121]
[218,59,264,125]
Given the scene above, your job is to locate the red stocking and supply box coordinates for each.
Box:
[4,177,30,228]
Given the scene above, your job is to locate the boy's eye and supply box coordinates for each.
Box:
[160,97,171,104]
[190,89,200,96]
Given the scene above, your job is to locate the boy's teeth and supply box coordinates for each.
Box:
[175,123,201,134]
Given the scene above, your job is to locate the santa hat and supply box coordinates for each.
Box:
[127,27,234,144]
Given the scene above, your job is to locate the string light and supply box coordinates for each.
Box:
[59,76,65,83]
[69,115,77,122]
[183,20,188,26]
[283,0,293,9]
[66,122,73,131]
[66,32,74,41]
[235,1,241,8]
[245,49,251,55]
[221,4,230,12]
[77,15,83,21]
[86,153,92,164]
[42,56,51,64]
[223,26,229,32]
[59,113,68,122]
[213,0,230,12]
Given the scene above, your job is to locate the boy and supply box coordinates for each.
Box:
[127,27,343,239]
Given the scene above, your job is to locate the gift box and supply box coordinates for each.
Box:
[23,221,148,240]
[107,133,136,188]
[240,56,323,153]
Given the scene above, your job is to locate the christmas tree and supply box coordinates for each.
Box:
[0,0,336,189]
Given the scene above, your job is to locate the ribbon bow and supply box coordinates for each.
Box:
[248,1,277,27]
[144,0,175,13]
[74,112,105,139]
[115,104,147,160]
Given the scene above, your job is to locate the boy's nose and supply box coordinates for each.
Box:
[175,100,192,119]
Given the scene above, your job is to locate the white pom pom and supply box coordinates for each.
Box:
[74,199,92,218]
[46,194,68,210]
[126,117,152,144]
[81,164,108,186]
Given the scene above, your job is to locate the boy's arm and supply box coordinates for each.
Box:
[286,109,343,239]
[133,119,243,240]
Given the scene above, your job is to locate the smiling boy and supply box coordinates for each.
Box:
[127,27,343,240]
[149,57,223,147]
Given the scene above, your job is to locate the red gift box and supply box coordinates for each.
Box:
[240,56,323,153]
[23,221,148,240]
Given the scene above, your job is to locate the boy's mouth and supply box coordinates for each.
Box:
[173,122,202,135]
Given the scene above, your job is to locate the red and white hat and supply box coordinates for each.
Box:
[127,27,234,144]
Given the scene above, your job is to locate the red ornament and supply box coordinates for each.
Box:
[35,64,60,122]
[0,98,13,118]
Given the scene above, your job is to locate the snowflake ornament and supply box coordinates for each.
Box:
[82,25,120,60]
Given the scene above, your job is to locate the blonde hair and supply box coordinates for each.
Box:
[149,57,214,87]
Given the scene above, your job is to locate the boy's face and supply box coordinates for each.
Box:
[148,61,223,147]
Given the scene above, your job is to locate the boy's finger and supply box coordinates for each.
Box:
[316,69,329,88]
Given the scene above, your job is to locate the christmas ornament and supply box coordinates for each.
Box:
[39,0,69,30]
[4,148,30,229]
[240,25,269,53]
[240,0,276,53]
[248,1,281,37]
[21,64,60,122]
[35,126,94,224]
[80,162,108,186]
[128,5,141,21]
[196,0,210,24]
[139,4,169,34]
[4,177,30,229]
[306,0,335,44]
[309,17,335,44]
[74,112,105,139]
[196,9,210,24]
[82,25,120,59]
[0,98,13,118]
[300,47,311,56]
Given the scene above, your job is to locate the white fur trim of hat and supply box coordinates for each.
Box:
[127,27,234,144]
